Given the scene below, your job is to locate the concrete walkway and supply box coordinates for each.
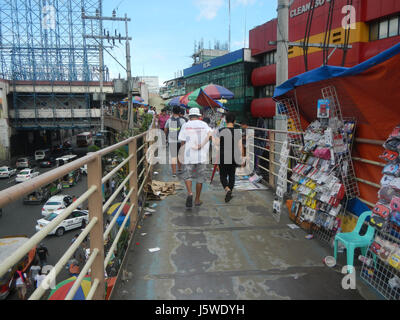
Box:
[112,164,381,300]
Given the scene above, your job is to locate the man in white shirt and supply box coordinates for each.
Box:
[178,108,212,208]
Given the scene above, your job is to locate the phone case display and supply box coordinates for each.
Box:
[290,116,356,243]
[360,125,400,300]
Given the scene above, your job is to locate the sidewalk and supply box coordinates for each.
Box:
[112,164,381,300]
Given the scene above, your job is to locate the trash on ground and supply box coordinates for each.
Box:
[249,174,262,184]
[305,234,314,240]
[145,208,156,213]
[148,247,160,253]
[145,180,183,200]
[141,233,147,236]
[287,224,300,230]
[234,180,268,191]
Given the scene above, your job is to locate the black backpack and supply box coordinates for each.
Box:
[169,117,183,138]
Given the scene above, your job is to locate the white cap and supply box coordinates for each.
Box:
[188,108,201,117]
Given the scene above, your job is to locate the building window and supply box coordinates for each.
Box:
[370,16,400,41]
[263,51,276,66]
[379,20,388,39]
[389,17,399,37]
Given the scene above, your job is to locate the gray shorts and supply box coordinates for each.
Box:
[183,164,207,183]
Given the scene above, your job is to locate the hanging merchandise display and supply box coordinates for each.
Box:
[273,139,290,222]
[360,125,400,300]
[289,86,358,245]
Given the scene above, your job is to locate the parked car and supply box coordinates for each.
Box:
[23,188,50,205]
[0,167,17,179]
[35,209,89,237]
[62,170,81,189]
[0,237,36,300]
[16,157,31,169]
[41,195,73,217]
[39,157,57,168]
[15,168,39,183]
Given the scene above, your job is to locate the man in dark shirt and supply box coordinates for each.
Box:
[37,243,49,267]
[218,113,243,203]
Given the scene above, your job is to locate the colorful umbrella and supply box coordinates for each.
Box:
[179,91,193,106]
[48,277,91,300]
[168,96,184,107]
[187,100,203,109]
[187,88,230,109]
[199,84,234,100]
[107,203,132,227]
[133,96,144,103]
[48,277,116,300]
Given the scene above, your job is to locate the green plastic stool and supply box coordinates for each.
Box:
[334,211,376,273]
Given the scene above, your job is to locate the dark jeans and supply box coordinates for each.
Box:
[219,164,236,191]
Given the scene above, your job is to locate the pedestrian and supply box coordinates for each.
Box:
[74,241,87,271]
[164,106,186,177]
[37,243,49,267]
[111,179,116,194]
[34,269,46,289]
[158,108,170,130]
[29,259,41,288]
[178,108,212,208]
[71,234,79,245]
[179,108,188,122]
[14,266,30,300]
[217,112,243,203]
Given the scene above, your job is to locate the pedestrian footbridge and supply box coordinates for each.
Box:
[0,122,381,300]
[112,164,377,300]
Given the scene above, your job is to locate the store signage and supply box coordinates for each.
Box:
[290,0,331,18]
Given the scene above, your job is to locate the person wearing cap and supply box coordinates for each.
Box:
[178,108,212,208]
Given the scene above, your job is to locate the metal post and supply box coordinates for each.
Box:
[125,14,134,130]
[276,0,289,87]
[269,132,275,188]
[129,138,138,232]
[87,155,105,300]
[99,4,105,132]
[274,0,289,188]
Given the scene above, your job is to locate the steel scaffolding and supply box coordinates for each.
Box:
[0,0,105,129]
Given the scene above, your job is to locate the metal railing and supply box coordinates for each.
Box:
[246,124,383,208]
[0,120,155,300]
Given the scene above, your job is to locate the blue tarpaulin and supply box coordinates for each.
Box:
[273,42,400,98]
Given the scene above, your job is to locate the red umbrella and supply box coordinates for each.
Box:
[179,91,193,106]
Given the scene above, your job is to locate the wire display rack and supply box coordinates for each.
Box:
[360,225,400,300]
[321,86,360,199]
[275,96,304,159]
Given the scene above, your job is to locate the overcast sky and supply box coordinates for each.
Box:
[102,0,277,86]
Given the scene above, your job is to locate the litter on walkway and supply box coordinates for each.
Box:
[148,247,160,253]
[145,180,183,200]
[288,224,300,230]
[234,180,268,191]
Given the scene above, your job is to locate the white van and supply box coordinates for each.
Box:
[35,149,50,161]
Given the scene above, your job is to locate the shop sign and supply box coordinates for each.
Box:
[290,0,331,18]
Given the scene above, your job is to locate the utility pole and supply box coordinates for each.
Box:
[125,13,134,129]
[83,9,132,132]
[274,0,290,190]
[276,0,289,87]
